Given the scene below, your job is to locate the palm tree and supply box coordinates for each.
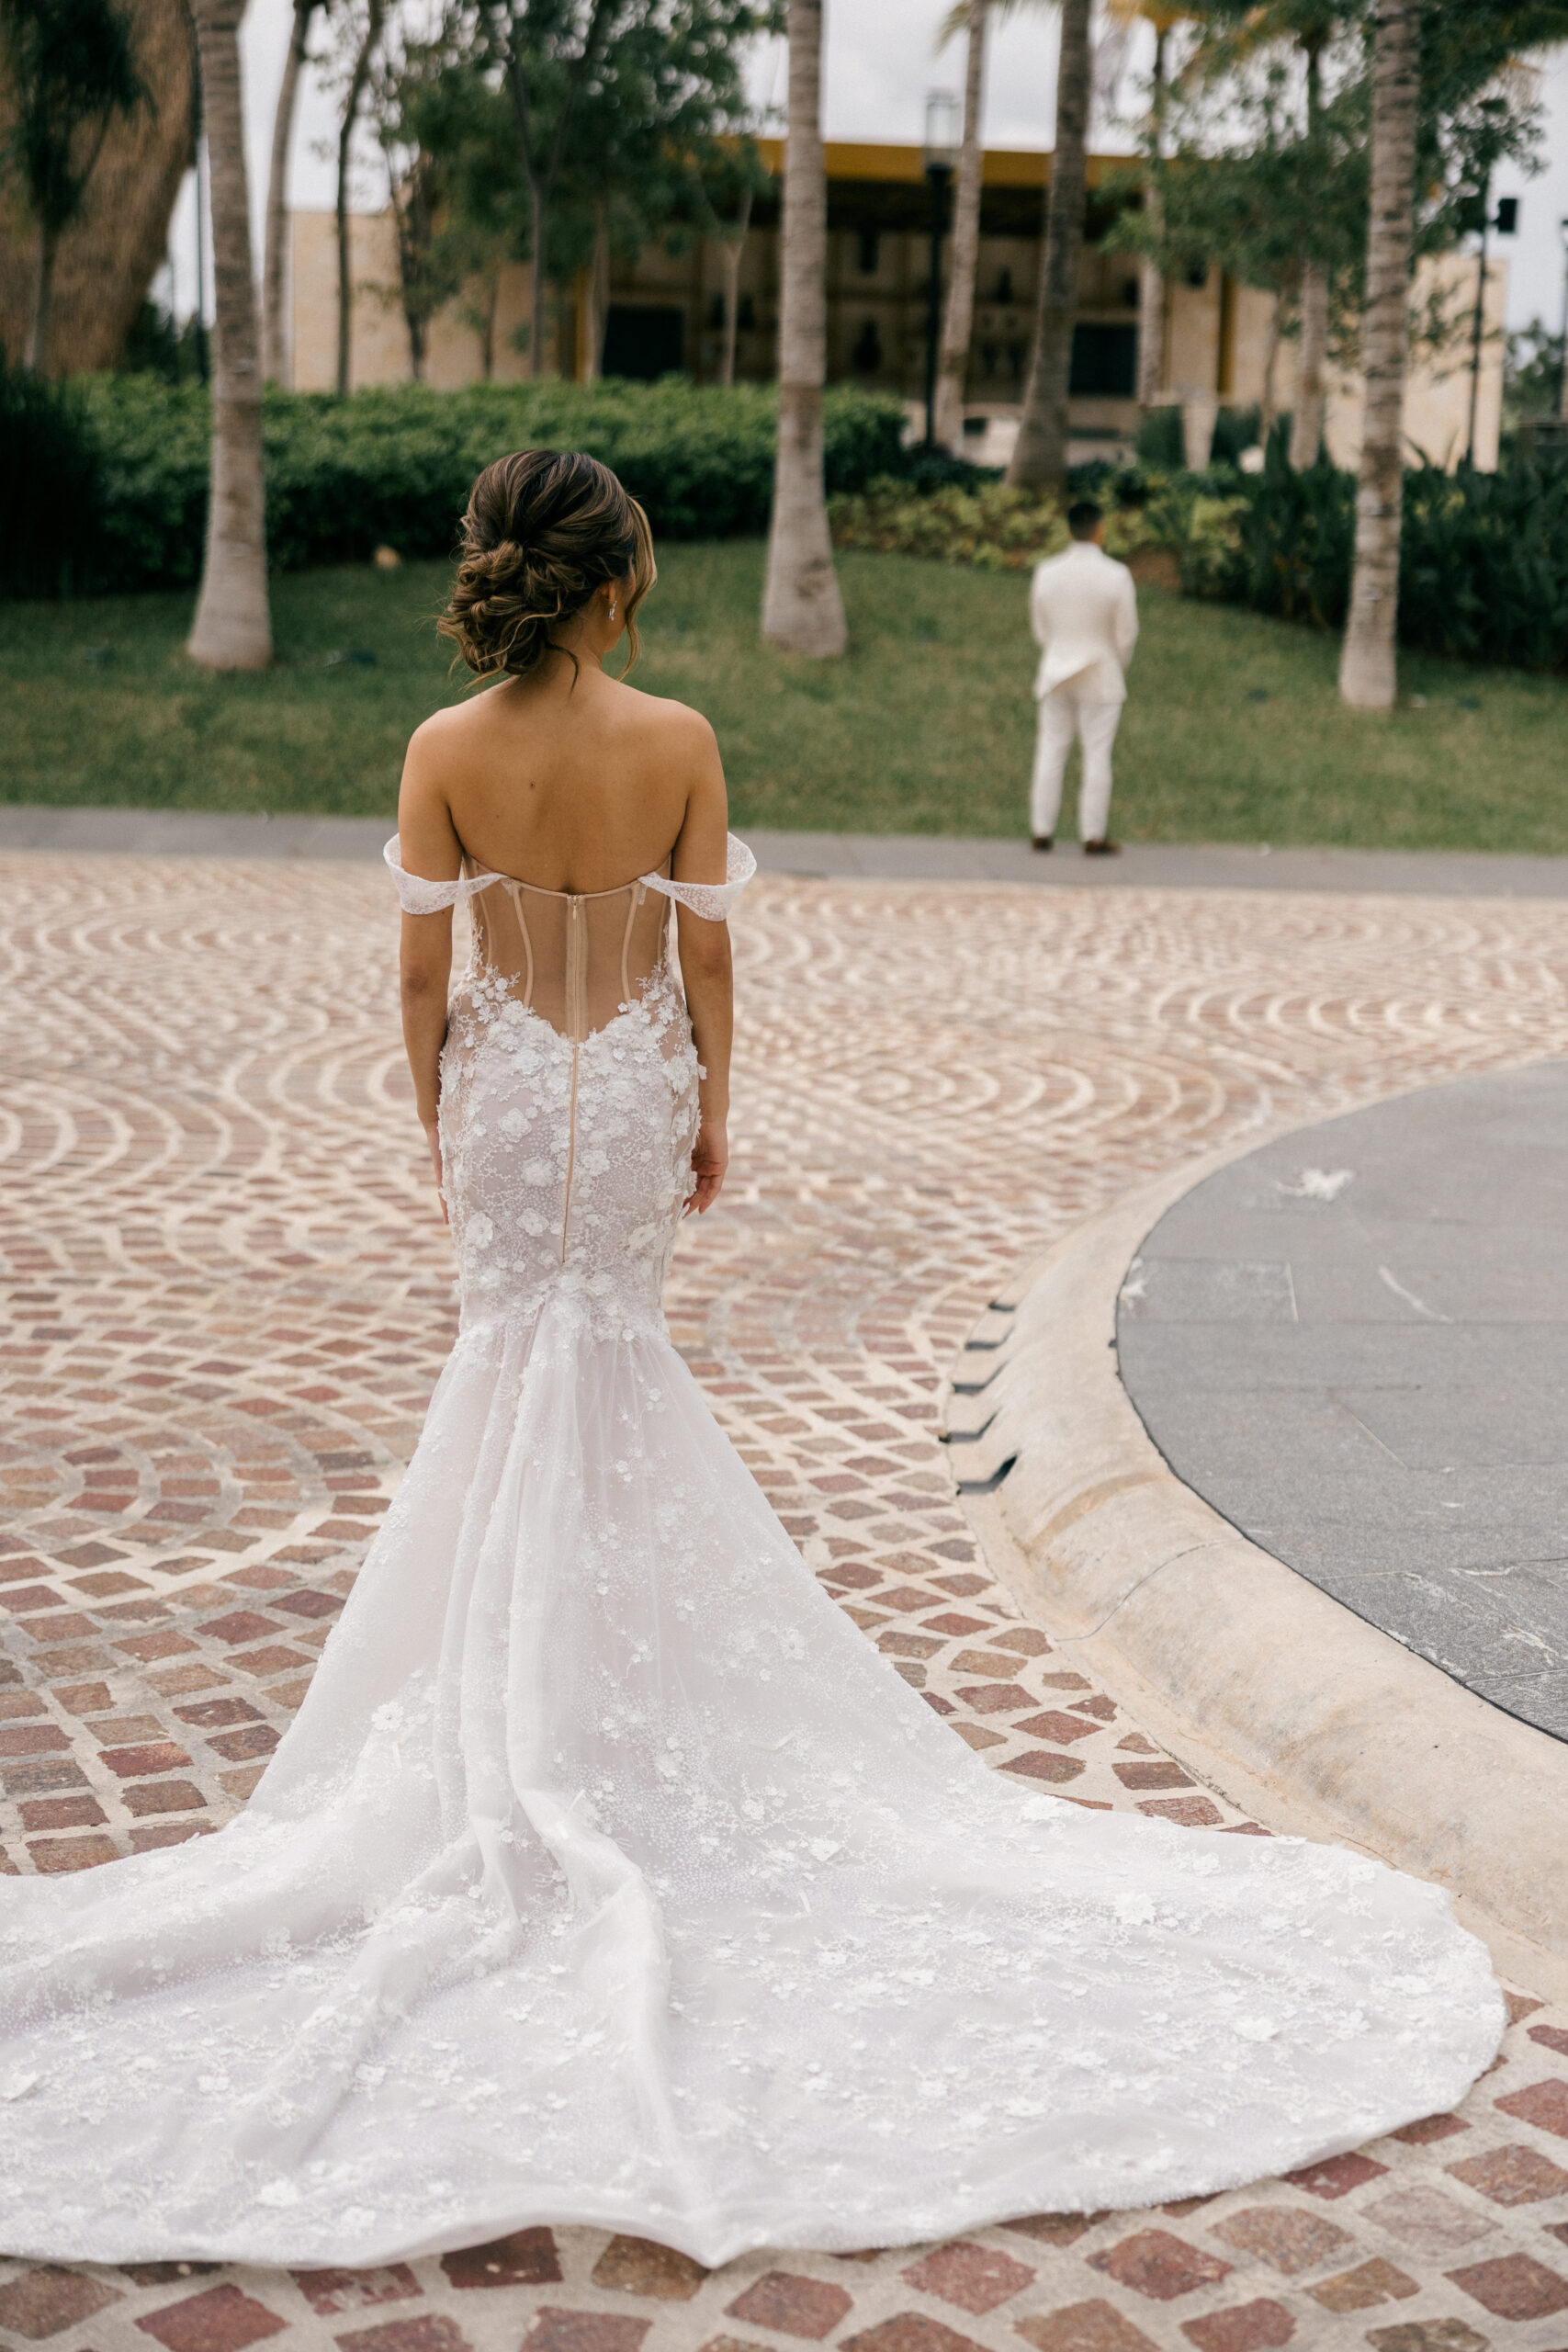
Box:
[761,0,846,656]
[1337,0,1417,709]
[932,0,989,452]
[1006,0,1093,487]
[0,0,147,375]
[186,0,271,672]
[262,0,321,385]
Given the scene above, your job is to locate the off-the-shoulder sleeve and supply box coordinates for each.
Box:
[640,832,757,922]
[384,836,502,913]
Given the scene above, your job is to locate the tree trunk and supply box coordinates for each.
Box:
[263,0,313,384]
[1288,37,1326,469]
[1289,256,1327,466]
[335,0,383,400]
[718,187,752,389]
[933,0,987,451]
[761,0,845,656]
[1006,0,1091,488]
[186,0,272,673]
[1135,26,1167,412]
[1258,286,1283,446]
[27,224,57,373]
[1337,0,1418,712]
[480,271,499,379]
[526,166,547,375]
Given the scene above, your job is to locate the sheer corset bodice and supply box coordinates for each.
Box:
[470,871,676,1043]
[383,831,757,1326]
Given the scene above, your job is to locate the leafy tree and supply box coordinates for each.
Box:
[0,0,147,373]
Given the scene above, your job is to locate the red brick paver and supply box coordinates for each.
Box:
[3,856,1568,2352]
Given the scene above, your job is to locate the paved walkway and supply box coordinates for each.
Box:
[4,854,1568,2350]
[6,804,1568,899]
[1119,1064,1568,1745]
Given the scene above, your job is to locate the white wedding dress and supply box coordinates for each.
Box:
[0,833,1504,2268]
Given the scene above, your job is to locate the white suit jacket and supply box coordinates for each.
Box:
[1029,540,1139,704]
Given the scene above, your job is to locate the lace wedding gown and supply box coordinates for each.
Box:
[0,833,1504,2268]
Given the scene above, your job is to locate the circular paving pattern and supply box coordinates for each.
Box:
[4,853,1568,2350]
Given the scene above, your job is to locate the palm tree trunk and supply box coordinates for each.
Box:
[1289,256,1327,465]
[263,0,313,385]
[1337,0,1418,711]
[1007,0,1092,488]
[26,224,57,373]
[718,187,752,389]
[186,0,272,673]
[933,0,988,452]
[335,0,384,400]
[1135,25,1167,412]
[761,0,846,657]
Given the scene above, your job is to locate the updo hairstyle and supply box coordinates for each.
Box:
[438,449,655,683]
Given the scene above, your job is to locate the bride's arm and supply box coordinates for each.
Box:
[397,730,464,1218]
[671,719,734,1216]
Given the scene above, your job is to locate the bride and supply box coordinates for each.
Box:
[0,451,1503,2267]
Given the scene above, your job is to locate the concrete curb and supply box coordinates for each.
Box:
[947,1142,1568,1997]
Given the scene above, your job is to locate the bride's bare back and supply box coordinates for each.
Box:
[395,474,735,1217]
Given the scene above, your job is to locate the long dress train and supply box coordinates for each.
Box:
[0,833,1504,2267]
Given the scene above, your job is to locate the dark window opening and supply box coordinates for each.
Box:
[1068,322,1137,397]
[602,305,685,381]
[995,266,1014,304]
[962,414,987,438]
[852,317,883,372]
[738,293,756,331]
[980,341,998,378]
[1122,277,1140,307]
[1184,261,1209,289]
[857,228,880,274]
[1007,340,1027,379]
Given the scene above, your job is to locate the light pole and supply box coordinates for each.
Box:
[1465,182,1517,467]
[923,90,960,448]
[1558,216,1568,424]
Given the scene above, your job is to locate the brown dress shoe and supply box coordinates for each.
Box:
[1082,838,1121,856]
[1031,834,1054,852]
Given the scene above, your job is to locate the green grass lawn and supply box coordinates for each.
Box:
[5,539,1565,849]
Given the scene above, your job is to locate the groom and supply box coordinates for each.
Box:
[1027,499,1139,855]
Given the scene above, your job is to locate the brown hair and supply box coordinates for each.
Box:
[438,449,656,682]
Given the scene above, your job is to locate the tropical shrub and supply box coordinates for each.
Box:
[8,376,910,598]
[0,356,103,599]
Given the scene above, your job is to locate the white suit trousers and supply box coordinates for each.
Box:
[1031,685,1122,842]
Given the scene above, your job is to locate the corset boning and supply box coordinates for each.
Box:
[437,875,702,1339]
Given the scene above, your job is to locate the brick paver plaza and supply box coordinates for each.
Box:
[3,852,1568,2352]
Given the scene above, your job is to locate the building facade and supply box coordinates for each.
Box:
[288,139,1505,470]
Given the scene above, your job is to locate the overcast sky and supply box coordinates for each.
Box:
[158,0,1568,339]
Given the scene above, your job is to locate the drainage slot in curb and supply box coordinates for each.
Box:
[956,1454,1018,1495]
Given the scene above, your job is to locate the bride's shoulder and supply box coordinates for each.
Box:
[610,680,719,761]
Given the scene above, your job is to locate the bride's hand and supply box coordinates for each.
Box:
[423,1118,449,1227]
[685,1120,728,1216]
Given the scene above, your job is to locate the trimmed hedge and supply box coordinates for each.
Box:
[6,373,909,598]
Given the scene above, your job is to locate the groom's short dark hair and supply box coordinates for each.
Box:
[1066,500,1103,540]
